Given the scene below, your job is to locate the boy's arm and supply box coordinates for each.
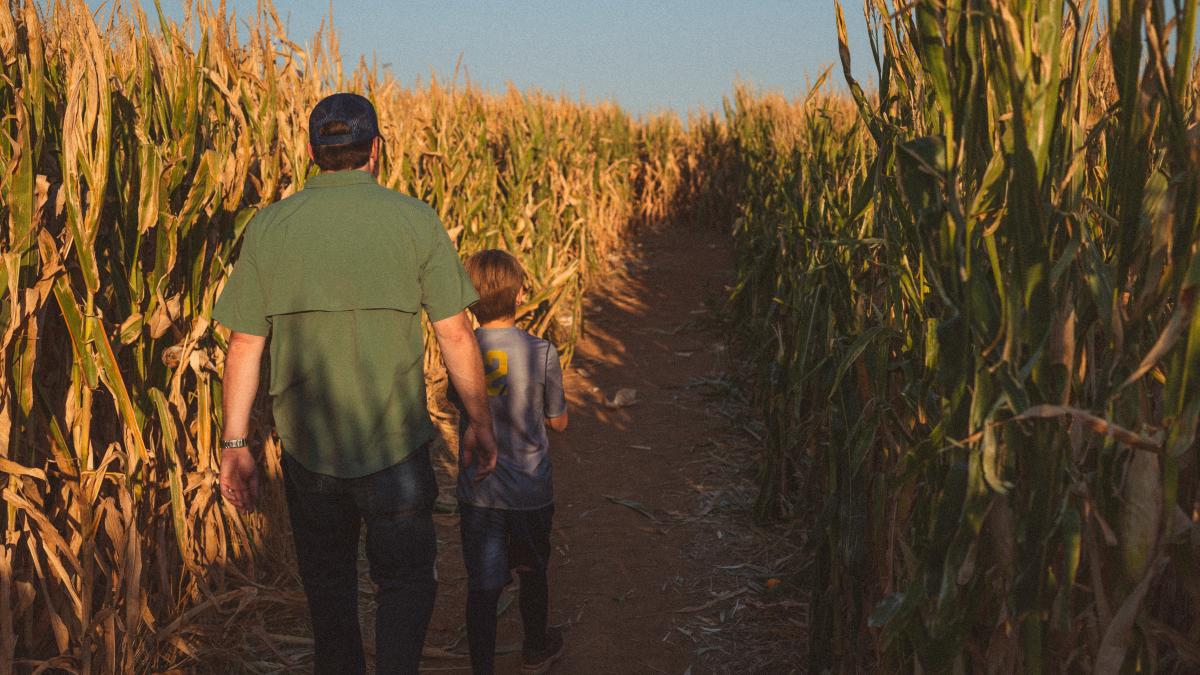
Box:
[547,410,569,432]
[544,344,568,432]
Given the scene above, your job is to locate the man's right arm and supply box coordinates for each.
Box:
[219,331,267,512]
[433,310,498,479]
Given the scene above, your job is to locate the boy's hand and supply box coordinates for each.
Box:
[463,422,499,482]
[547,411,569,433]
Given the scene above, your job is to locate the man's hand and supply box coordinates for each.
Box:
[220,331,268,511]
[434,311,499,481]
[461,422,499,481]
[220,448,259,512]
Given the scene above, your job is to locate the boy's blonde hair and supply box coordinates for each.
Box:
[465,249,525,324]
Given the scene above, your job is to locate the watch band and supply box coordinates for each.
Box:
[220,438,248,449]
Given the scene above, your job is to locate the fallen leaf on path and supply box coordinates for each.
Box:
[497,588,516,617]
[421,643,520,660]
[673,589,745,614]
[603,494,657,521]
[605,388,639,408]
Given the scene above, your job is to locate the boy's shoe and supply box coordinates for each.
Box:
[521,626,564,674]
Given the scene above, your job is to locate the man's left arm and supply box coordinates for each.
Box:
[417,210,494,476]
[434,311,499,480]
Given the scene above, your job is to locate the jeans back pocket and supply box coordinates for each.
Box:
[359,444,438,518]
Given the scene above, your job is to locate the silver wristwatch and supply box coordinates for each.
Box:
[220,438,249,449]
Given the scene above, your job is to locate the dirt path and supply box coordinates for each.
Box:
[261,221,804,673]
[419,223,779,673]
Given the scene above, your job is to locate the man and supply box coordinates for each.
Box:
[213,93,499,675]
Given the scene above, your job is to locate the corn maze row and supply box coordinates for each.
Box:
[728,1,1200,671]
[0,2,715,671]
[2,0,1199,672]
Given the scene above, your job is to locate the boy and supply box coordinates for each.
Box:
[455,250,569,675]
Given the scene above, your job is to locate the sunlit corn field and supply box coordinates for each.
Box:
[0,2,724,671]
[728,0,1200,671]
[3,0,1200,672]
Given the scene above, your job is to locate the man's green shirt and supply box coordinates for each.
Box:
[213,170,478,477]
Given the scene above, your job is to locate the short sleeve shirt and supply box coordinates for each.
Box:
[456,327,566,509]
[213,170,478,477]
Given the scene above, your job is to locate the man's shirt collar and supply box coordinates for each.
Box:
[304,169,376,189]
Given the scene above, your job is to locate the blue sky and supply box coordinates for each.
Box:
[136,1,874,116]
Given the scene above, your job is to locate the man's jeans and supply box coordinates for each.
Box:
[282,445,439,675]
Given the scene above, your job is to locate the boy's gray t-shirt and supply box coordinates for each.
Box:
[457,327,566,509]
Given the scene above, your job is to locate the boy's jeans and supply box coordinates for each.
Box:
[458,502,554,674]
[282,445,439,675]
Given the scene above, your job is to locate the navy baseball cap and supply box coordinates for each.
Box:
[309,93,380,147]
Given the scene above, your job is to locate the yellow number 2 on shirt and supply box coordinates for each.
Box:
[484,350,509,396]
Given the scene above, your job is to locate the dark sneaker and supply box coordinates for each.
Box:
[521,626,564,674]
